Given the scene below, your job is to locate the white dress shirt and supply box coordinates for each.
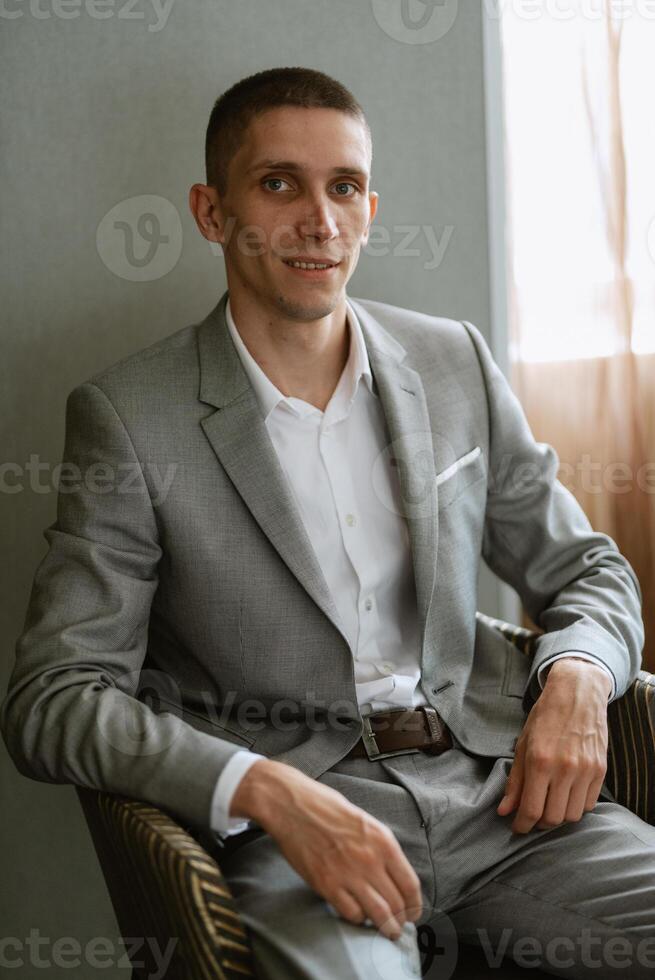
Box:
[209,297,615,836]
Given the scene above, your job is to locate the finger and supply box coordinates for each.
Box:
[370,869,409,926]
[534,773,575,829]
[385,853,423,921]
[511,761,550,834]
[331,887,367,927]
[583,766,607,813]
[354,880,403,940]
[563,773,594,824]
[497,755,524,816]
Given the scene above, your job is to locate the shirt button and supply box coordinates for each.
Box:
[345,513,356,526]
[364,597,373,611]
[381,662,394,674]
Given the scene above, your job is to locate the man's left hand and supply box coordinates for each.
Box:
[497,657,613,834]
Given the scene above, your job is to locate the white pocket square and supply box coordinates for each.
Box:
[435,446,482,487]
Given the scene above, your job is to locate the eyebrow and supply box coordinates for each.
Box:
[247,159,368,178]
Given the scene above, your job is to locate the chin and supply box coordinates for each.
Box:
[274,293,340,322]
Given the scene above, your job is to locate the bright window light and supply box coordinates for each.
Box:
[500,2,655,362]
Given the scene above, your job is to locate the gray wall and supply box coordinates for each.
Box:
[0,2,511,974]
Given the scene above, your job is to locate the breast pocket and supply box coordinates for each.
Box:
[436,446,486,508]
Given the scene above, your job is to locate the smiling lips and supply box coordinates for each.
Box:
[280,256,342,279]
[282,257,340,270]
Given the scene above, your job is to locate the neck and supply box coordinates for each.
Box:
[227,289,350,412]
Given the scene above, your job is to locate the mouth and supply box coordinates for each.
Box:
[281,257,342,278]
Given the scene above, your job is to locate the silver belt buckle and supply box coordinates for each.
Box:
[360,712,422,761]
[361,714,382,760]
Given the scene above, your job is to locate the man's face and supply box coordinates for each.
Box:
[212,106,378,322]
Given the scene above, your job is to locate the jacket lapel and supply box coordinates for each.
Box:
[349,297,439,653]
[197,292,351,648]
[196,291,439,657]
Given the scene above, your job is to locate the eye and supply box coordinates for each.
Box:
[262,177,292,192]
[261,177,360,196]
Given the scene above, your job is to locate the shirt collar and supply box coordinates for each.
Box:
[225,295,374,423]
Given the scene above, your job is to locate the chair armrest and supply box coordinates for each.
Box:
[477,612,655,826]
[606,671,655,826]
[76,787,256,980]
[476,612,540,659]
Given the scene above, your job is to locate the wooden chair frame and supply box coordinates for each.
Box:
[77,614,655,979]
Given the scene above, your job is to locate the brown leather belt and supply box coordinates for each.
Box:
[346,706,452,760]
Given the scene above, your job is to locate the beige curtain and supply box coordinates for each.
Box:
[504,6,655,671]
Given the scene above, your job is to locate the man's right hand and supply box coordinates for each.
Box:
[230,758,423,940]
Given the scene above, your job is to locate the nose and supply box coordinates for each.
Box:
[298,194,339,245]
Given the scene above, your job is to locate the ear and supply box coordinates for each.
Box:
[361,190,379,246]
[188,183,225,244]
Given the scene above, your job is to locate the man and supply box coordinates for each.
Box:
[2,67,654,979]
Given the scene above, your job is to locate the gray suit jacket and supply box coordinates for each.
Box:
[1,291,644,831]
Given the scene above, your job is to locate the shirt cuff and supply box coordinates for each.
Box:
[537,652,616,701]
[209,750,267,836]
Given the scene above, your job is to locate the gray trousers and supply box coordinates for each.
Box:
[215,733,655,979]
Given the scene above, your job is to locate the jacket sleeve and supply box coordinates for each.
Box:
[0,382,247,830]
[461,321,644,711]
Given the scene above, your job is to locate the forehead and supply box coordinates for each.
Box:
[236,106,371,174]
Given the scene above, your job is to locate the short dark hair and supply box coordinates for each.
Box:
[205,66,372,196]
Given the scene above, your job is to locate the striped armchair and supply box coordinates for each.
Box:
[477,612,655,822]
[77,614,655,980]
